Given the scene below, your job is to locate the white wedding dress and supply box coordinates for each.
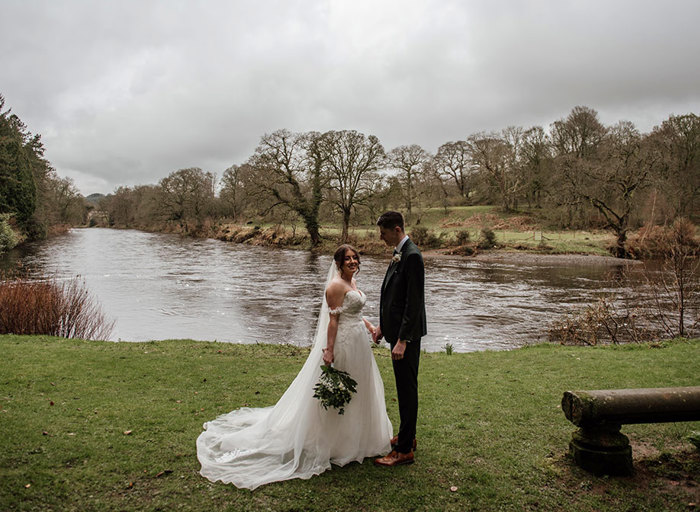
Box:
[196,268,392,490]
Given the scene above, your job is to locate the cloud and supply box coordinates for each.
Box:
[1,0,698,194]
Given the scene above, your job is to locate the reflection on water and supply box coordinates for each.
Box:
[1,229,640,352]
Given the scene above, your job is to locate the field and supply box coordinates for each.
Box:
[1,335,698,511]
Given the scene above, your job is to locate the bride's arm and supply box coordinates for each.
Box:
[362,317,375,334]
[324,283,344,365]
[325,316,339,365]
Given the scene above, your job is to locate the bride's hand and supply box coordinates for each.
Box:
[322,348,334,365]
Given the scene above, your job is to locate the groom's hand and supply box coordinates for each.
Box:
[372,326,382,344]
[391,340,406,360]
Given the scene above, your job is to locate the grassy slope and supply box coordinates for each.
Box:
[316,206,614,255]
[1,336,698,511]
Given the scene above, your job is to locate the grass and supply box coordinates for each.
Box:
[2,335,698,511]
[306,206,615,256]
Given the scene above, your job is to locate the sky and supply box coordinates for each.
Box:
[1,0,699,196]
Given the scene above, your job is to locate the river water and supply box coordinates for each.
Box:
[1,228,641,352]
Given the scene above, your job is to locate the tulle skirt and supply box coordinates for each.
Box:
[196,319,392,490]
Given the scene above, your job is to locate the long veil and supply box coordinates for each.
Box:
[196,259,340,489]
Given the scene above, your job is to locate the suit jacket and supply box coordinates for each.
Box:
[380,238,427,343]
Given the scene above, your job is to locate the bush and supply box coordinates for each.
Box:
[626,218,699,259]
[409,226,441,248]
[0,214,19,253]
[455,230,470,245]
[0,275,114,340]
[478,227,497,249]
[0,218,19,253]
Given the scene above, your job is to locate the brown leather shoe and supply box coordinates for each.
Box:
[374,450,415,466]
[389,436,417,451]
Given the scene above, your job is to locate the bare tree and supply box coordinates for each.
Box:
[219,163,254,222]
[551,105,607,159]
[322,130,386,241]
[520,126,553,209]
[388,144,430,220]
[247,130,327,246]
[562,121,657,257]
[434,140,474,202]
[550,106,609,228]
[468,128,523,212]
[649,114,700,220]
[158,167,216,225]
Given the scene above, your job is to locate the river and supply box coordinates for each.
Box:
[1,228,641,352]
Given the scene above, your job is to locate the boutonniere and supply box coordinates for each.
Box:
[392,253,402,263]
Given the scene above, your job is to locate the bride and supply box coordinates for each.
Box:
[196,244,392,489]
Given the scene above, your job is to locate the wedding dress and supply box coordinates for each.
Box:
[196,264,392,490]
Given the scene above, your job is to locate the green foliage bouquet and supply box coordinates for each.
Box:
[313,365,358,415]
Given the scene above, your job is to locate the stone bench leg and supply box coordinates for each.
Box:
[569,423,633,476]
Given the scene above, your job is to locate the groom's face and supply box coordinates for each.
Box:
[379,226,402,247]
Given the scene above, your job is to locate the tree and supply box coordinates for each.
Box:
[468,128,523,212]
[0,95,37,227]
[562,121,656,257]
[219,163,254,221]
[649,114,700,220]
[46,174,85,225]
[550,106,609,228]
[158,167,215,225]
[322,130,386,241]
[520,126,553,209]
[551,105,607,159]
[434,140,474,201]
[103,186,135,226]
[247,130,327,246]
[388,144,430,220]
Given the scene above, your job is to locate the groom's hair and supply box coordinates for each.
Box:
[377,211,404,231]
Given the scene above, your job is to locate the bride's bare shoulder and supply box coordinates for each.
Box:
[325,278,347,304]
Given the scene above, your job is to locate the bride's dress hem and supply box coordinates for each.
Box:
[196,289,392,490]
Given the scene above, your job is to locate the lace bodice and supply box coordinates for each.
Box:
[329,290,365,322]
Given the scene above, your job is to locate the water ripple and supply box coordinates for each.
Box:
[1,228,644,352]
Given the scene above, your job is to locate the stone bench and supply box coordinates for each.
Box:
[561,386,700,475]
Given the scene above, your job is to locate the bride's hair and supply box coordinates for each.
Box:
[333,244,361,273]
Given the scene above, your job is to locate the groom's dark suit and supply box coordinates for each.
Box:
[380,237,427,454]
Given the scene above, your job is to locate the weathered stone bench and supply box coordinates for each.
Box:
[562,386,700,475]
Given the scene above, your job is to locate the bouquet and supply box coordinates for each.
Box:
[313,365,358,415]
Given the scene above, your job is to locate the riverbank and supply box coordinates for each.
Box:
[2,335,698,511]
[99,205,621,260]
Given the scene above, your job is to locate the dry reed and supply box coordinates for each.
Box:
[0,275,114,340]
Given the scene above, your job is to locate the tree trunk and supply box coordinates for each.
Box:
[304,216,320,247]
[614,229,628,258]
[341,208,351,242]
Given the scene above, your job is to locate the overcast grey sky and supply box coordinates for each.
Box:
[2,0,699,195]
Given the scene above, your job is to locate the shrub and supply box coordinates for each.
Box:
[547,298,652,345]
[626,218,699,259]
[455,230,470,245]
[0,214,19,253]
[409,226,441,248]
[0,275,114,340]
[478,227,497,249]
[549,222,699,344]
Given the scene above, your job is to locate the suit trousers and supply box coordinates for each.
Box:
[390,338,420,454]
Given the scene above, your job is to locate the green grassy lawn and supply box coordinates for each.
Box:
[2,336,698,511]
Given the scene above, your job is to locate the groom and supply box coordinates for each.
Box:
[373,211,427,467]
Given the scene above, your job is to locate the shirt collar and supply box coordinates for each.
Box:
[395,235,409,253]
